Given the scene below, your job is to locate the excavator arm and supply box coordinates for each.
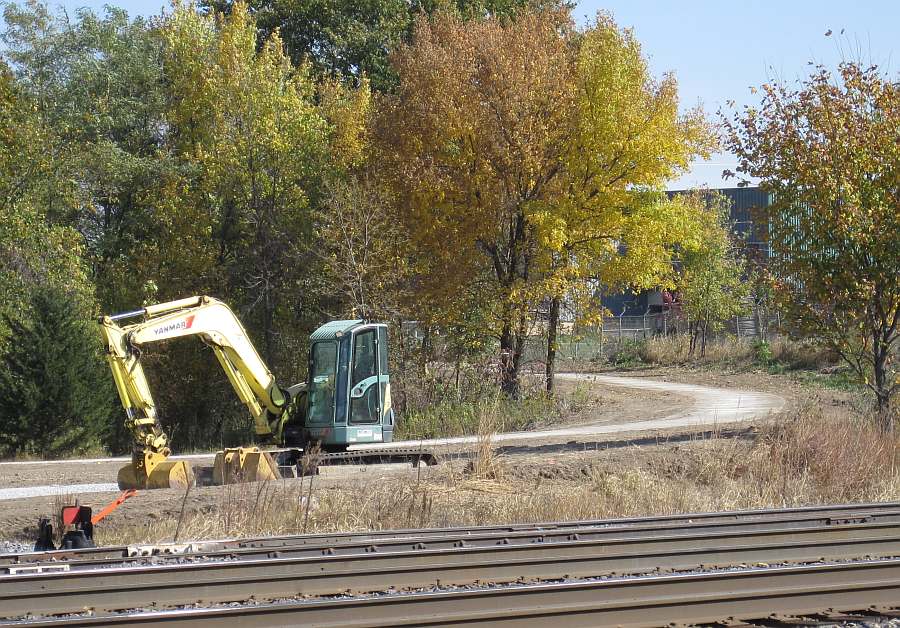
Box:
[99,296,293,489]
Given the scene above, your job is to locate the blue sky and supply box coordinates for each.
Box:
[579,1,897,189]
[10,0,898,189]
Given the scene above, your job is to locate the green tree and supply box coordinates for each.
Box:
[205,0,412,91]
[0,286,116,457]
[376,9,712,395]
[724,61,899,426]
[203,0,549,91]
[0,61,47,217]
[2,1,174,310]
[0,60,94,340]
[677,193,749,357]
[1,1,359,453]
[0,61,119,455]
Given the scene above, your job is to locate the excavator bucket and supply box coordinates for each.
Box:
[117,452,194,490]
[212,447,281,485]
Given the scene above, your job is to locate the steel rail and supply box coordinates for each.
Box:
[2,519,900,618]
[4,500,899,567]
[7,507,900,574]
[9,558,900,627]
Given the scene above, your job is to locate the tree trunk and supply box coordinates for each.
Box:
[700,318,709,357]
[513,313,527,396]
[419,326,431,379]
[262,286,275,367]
[546,296,560,395]
[499,322,518,397]
[396,318,407,415]
[873,332,893,433]
[499,320,527,399]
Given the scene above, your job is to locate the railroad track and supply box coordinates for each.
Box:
[4,501,899,567]
[2,503,900,626]
[13,559,900,627]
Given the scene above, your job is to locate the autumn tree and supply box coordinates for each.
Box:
[314,176,409,319]
[100,2,328,448]
[304,77,407,320]
[0,60,91,334]
[162,2,327,365]
[377,9,713,395]
[724,61,899,426]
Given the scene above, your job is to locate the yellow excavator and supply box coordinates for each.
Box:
[99,296,395,489]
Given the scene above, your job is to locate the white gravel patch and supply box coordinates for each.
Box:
[0,453,214,467]
[0,483,119,501]
[0,541,33,554]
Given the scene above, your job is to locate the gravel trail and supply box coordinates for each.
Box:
[358,372,787,450]
[0,483,119,501]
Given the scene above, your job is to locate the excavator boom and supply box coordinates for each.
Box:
[99,296,290,489]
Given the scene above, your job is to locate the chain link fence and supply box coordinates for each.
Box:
[523,307,782,363]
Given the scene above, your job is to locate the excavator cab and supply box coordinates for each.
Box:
[300,320,394,449]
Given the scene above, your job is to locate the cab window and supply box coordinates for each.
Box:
[350,330,379,424]
[378,326,389,375]
[307,341,336,423]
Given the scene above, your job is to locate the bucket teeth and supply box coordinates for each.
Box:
[212,447,281,485]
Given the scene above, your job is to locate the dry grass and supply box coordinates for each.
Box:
[396,394,556,441]
[466,397,506,481]
[94,399,900,547]
[51,493,77,546]
[756,404,898,502]
[633,335,838,371]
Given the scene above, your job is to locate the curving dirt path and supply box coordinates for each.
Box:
[359,373,786,450]
[0,373,786,501]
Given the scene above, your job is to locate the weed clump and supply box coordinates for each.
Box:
[572,334,841,375]
[757,404,897,503]
[396,395,557,441]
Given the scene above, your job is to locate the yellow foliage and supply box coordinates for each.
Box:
[376,8,716,344]
[319,77,372,172]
